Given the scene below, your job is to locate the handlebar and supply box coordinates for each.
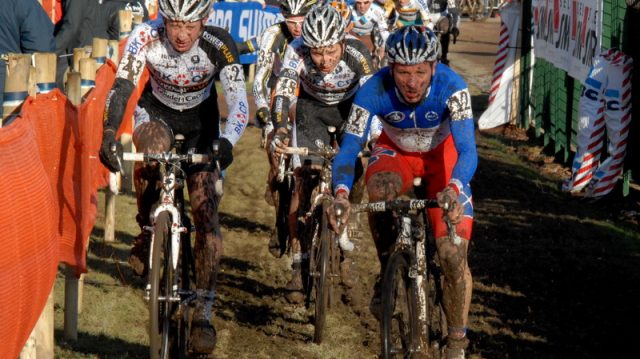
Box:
[122,152,210,164]
[280,146,338,159]
[352,198,439,213]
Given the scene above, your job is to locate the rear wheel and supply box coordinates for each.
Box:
[149,212,175,359]
[381,251,419,359]
[313,201,332,343]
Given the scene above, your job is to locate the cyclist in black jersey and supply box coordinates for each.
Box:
[270,5,376,304]
[98,0,249,354]
[237,0,318,259]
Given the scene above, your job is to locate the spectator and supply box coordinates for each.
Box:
[0,0,55,106]
[54,0,148,87]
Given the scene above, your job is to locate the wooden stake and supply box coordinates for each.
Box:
[2,54,31,123]
[79,58,96,99]
[34,52,57,94]
[118,10,133,40]
[63,265,79,341]
[72,47,89,73]
[66,72,81,106]
[108,40,120,62]
[92,38,109,65]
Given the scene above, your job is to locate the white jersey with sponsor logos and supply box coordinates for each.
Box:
[110,18,249,145]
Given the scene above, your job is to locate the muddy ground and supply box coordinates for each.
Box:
[54,17,640,359]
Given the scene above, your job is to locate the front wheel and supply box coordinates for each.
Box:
[381,251,420,359]
[149,212,175,359]
[312,201,332,344]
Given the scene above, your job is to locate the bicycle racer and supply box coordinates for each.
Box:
[330,26,477,359]
[270,5,376,304]
[98,0,249,354]
[350,0,390,66]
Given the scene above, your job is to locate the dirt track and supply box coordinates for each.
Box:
[57,16,640,359]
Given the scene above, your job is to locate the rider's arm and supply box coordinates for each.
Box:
[236,37,259,55]
[371,4,390,42]
[103,22,154,132]
[270,41,303,130]
[447,88,478,194]
[333,80,382,196]
[253,25,282,111]
[414,0,432,23]
[203,27,250,146]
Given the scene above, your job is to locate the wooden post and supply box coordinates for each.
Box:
[19,289,55,358]
[72,47,89,73]
[91,38,109,66]
[79,58,96,100]
[34,53,57,94]
[2,54,31,125]
[63,73,83,340]
[107,40,120,63]
[133,14,144,26]
[63,265,79,341]
[118,10,133,40]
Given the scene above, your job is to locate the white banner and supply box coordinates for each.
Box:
[478,2,521,130]
[532,0,602,82]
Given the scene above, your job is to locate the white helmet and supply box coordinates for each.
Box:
[159,0,213,22]
[280,0,317,17]
[385,26,440,65]
[302,6,346,48]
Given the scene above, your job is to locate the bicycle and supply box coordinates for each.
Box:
[277,128,344,344]
[352,181,459,358]
[120,135,223,359]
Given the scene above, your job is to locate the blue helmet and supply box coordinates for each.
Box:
[385,26,440,65]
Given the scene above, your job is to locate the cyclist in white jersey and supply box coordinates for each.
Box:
[350,0,390,64]
[270,5,375,304]
[98,0,249,354]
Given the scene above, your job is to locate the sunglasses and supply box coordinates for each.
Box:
[285,18,305,26]
[355,1,372,4]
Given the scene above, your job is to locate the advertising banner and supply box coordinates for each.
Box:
[532,0,602,82]
[207,2,284,64]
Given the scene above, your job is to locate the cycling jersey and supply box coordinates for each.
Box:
[253,22,296,111]
[271,36,374,127]
[104,18,249,146]
[332,64,477,196]
[392,0,430,27]
[350,3,390,41]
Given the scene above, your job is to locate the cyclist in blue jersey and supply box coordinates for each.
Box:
[330,26,477,359]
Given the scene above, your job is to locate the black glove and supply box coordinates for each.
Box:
[99,129,123,173]
[256,107,270,126]
[217,137,234,170]
[451,27,460,43]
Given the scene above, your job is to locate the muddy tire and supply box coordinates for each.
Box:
[313,201,332,343]
[381,251,419,358]
[149,211,175,359]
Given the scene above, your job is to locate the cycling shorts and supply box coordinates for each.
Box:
[294,89,354,166]
[365,132,474,240]
[133,88,220,174]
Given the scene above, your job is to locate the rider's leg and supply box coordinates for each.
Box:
[284,173,305,304]
[440,33,451,65]
[129,121,172,276]
[435,235,472,358]
[187,169,223,354]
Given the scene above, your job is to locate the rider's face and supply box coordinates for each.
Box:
[285,16,305,37]
[165,18,205,53]
[391,62,436,104]
[309,43,343,74]
[355,0,372,15]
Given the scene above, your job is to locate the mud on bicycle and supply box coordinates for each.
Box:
[119,135,224,359]
[351,179,461,358]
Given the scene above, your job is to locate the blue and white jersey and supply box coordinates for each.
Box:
[333,63,477,192]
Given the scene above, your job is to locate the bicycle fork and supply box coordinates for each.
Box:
[144,205,187,303]
[403,215,431,354]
